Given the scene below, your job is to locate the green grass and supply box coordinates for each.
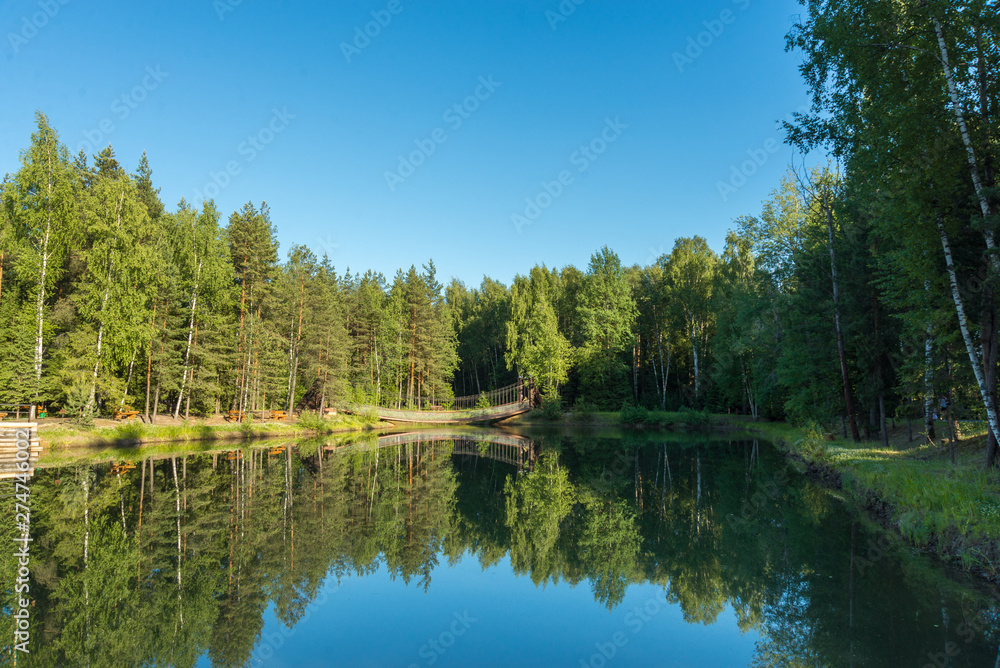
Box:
[39,414,376,450]
[739,418,1000,580]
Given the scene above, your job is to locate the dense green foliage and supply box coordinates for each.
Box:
[0,116,459,418]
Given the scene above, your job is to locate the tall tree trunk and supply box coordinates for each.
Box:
[982,285,999,468]
[976,26,1000,469]
[660,335,671,411]
[374,330,381,405]
[120,350,137,408]
[152,377,161,424]
[172,457,184,628]
[925,318,936,442]
[932,17,998,241]
[874,295,889,448]
[174,264,201,418]
[825,190,861,442]
[937,214,1000,445]
[33,141,55,402]
[85,283,112,415]
[144,300,158,420]
[690,319,700,399]
[632,335,639,401]
[86,189,126,415]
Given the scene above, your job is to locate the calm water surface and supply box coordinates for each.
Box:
[5,427,999,667]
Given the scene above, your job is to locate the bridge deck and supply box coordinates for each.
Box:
[346,399,532,424]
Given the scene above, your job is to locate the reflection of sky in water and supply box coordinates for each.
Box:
[208,554,757,668]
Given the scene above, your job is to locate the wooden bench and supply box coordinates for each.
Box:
[225,410,246,422]
[0,413,7,420]
[270,410,287,421]
[113,407,140,421]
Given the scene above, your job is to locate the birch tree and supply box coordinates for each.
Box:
[4,112,76,402]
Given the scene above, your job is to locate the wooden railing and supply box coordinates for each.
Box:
[0,404,38,420]
[371,379,535,412]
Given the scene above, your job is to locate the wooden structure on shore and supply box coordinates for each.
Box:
[0,422,41,480]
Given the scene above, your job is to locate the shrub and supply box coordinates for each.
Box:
[573,398,597,423]
[541,395,563,421]
[113,423,145,441]
[620,405,649,425]
[795,420,829,460]
[298,411,326,431]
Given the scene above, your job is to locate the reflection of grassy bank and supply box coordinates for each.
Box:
[39,413,380,450]
[741,419,1000,584]
[506,406,725,429]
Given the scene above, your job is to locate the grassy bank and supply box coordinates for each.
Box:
[37,413,379,450]
[739,419,1000,584]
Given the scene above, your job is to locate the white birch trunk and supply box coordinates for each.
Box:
[174,262,201,418]
[34,223,49,397]
[933,17,997,234]
[924,318,935,440]
[937,216,1000,444]
[690,318,700,397]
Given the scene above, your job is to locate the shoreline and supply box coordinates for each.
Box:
[733,419,1000,590]
[34,415,381,453]
[512,408,999,589]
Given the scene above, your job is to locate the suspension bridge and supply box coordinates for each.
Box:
[343,379,538,424]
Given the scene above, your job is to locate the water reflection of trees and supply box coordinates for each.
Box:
[0,434,996,667]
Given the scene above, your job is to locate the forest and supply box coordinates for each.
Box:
[1,3,998,470]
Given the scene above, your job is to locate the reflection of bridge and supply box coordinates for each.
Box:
[344,380,537,424]
[324,429,538,470]
[379,430,537,469]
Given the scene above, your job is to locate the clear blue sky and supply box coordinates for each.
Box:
[2,0,813,287]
